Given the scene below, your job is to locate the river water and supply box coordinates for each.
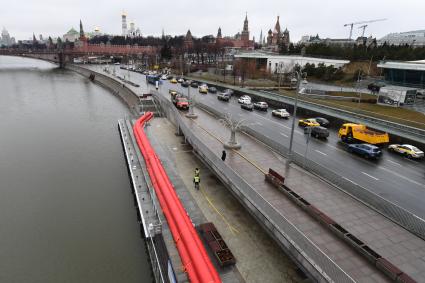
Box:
[0,56,151,282]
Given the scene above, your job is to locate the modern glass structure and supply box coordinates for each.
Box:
[378,61,425,89]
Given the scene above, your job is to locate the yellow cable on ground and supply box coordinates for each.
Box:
[200,187,240,236]
[189,118,268,175]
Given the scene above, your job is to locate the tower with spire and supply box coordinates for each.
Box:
[184,29,193,50]
[240,13,250,43]
[217,27,222,39]
[79,19,85,39]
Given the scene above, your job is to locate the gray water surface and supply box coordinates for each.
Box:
[0,56,150,283]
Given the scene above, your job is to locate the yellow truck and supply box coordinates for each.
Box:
[338,123,389,145]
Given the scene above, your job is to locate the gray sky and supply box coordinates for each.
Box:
[1,0,424,42]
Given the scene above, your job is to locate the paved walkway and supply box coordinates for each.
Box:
[178,108,425,282]
[147,118,304,283]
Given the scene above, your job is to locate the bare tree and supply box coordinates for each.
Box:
[219,113,245,149]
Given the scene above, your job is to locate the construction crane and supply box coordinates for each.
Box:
[344,19,387,40]
[358,25,368,37]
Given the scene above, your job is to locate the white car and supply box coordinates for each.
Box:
[177,78,184,83]
[388,144,424,159]
[272,109,290,118]
[161,75,168,80]
[238,96,251,104]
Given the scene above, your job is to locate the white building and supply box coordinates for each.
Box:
[235,52,349,73]
[378,30,425,47]
[63,28,79,42]
[1,27,16,46]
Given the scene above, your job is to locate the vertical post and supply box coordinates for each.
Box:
[288,71,302,163]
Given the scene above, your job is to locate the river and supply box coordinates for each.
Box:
[0,56,151,283]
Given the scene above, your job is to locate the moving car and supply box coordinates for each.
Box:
[347,143,382,159]
[190,81,199,88]
[177,77,184,83]
[238,95,251,104]
[170,78,178,84]
[209,87,218,94]
[338,123,389,145]
[253,102,268,111]
[174,97,189,110]
[161,75,168,80]
[181,80,189,87]
[199,84,208,94]
[305,126,329,139]
[272,109,290,119]
[298,118,320,127]
[223,89,234,96]
[314,117,330,127]
[217,92,230,101]
[241,102,254,111]
[388,144,424,159]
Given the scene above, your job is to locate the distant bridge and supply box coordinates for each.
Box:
[0,42,158,68]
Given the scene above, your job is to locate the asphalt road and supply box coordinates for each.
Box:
[91,66,425,219]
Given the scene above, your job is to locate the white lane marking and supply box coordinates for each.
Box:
[380,167,425,189]
[342,177,359,186]
[315,150,327,156]
[361,172,380,181]
[257,122,263,126]
[388,160,401,166]
[280,132,288,137]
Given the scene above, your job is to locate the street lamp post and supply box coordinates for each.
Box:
[288,71,306,163]
[186,63,197,119]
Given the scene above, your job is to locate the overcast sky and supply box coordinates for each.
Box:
[1,0,424,42]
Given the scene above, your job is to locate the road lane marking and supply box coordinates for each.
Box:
[280,132,288,137]
[342,177,359,186]
[380,167,425,189]
[315,150,327,156]
[388,160,401,166]
[361,172,379,181]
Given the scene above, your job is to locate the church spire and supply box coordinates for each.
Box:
[243,12,249,32]
[79,19,85,39]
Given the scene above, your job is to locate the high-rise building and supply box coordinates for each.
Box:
[0,27,15,46]
[122,12,127,36]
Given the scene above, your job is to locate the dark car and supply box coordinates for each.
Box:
[217,92,230,101]
[241,102,254,111]
[190,81,199,88]
[181,80,189,87]
[305,126,329,139]
[347,143,382,159]
[314,117,330,127]
[209,87,218,94]
[368,82,385,93]
[167,75,173,80]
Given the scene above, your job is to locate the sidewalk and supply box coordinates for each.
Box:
[146,118,304,283]
[179,108,425,282]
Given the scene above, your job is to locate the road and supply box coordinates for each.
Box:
[90,66,425,219]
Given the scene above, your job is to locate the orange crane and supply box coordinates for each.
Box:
[344,19,387,39]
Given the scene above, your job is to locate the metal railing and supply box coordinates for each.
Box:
[195,101,425,240]
[154,92,355,283]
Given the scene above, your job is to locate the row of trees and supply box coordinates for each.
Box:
[301,63,345,81]
[281,42,425,61]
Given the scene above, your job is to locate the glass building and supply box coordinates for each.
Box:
[378,61,425,89]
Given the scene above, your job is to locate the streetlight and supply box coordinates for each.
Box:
[288,70,307,163]
[186,63,198,119]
